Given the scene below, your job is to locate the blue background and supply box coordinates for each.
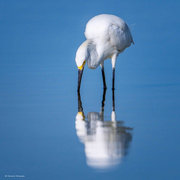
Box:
[0,0,180,179]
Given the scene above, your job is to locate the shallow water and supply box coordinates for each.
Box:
[1,1,180,179]
[0,63,180,180]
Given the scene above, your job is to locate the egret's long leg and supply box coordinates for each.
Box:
[111,54,117,90]
[112,88,115,111]
[99,88,107,120]
[102,67,107,89]
[101,88,107,113]
[111,88,116,122]
[100,62,107,89]
[112,68,115,90]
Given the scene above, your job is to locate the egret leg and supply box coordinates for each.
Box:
[99,88,107,121]
[111,88,116,122]
[77,68,84,92]
[111,54,117,90]
[101,88,107,113]
[112,68,115,90]
[100,62,107,89]
[112,88,115,111]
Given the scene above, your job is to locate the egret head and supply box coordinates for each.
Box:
[75,41,89,69]
[76,41,89,91]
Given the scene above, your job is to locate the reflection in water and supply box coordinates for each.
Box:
[75,89,133,170]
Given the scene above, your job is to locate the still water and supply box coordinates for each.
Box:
[0,63,179,180]
[0,0,180,179]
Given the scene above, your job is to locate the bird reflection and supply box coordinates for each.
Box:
[75,89,133,170]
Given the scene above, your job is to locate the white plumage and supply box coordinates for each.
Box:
[76,14,134,91]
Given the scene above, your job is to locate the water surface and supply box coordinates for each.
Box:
[0,0,180,179]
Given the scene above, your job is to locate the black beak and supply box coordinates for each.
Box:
[77,68,84,92]
[77,91,83,112]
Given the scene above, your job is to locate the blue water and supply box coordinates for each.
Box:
[0,64,179,180]
[0,0,180,180]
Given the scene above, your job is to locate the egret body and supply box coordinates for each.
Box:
[75,14,134,91]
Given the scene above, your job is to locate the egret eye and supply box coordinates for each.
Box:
[78,60,86,70]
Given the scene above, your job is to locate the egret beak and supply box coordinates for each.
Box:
[77,68,84,92]
[77,60,86,92]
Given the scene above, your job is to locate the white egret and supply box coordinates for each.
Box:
[75,14,134,91]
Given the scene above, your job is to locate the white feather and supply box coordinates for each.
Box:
[75,14,133,70]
